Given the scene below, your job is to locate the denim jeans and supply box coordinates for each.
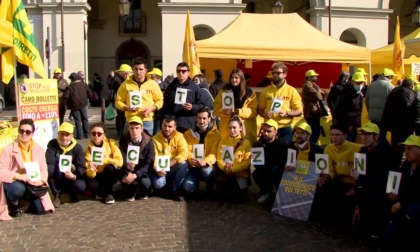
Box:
[183,166,214,193]
[152,162,188,191]
[48,165,86,196]
[3,181,43,214]
[72,106,89,139]
[277,127,293,145]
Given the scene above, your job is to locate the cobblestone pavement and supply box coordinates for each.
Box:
[0,107,375,252]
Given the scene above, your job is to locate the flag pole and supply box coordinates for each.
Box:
[61,0,65,73]
[12,48,20,122]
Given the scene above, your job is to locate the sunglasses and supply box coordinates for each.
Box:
[176,69,188,74]
[91,131,104,137]
[19,129,33,135]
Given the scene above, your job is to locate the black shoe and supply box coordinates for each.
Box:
[105,194,115,204]
[10,206,23,218]
[172,191,185,202]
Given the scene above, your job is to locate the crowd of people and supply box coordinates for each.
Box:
[0,59,419,250]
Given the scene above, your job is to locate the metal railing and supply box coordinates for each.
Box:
[119,14,146,34]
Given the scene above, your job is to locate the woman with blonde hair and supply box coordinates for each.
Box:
[215,116,251,203]
[214,68,258,145]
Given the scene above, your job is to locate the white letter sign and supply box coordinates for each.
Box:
[315,154,329,174]
[91,147,104,165]
[59,154,72,173]
[222,92,234,109]
[127,145,140,164]
[157,156,170,171]
[386,171,402,194]
[251,147,265,165]
[175,88,188,104]
[129,91,142,108]
[193,144,204,161]
[286,148,297,167]
[354,153,367,175]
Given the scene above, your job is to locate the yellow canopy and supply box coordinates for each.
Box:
[196,13,371,63]
[372,27,420,65]
[405,38,420,58]
[0,19,13,47]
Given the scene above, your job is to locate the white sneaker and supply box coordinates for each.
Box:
[257,193,270,203]
[126,194,136,202]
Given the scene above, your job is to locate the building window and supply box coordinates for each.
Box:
[119,0,146,34]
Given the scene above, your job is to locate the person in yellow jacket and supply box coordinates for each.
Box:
[214,68,258,145]
[216,116,251,203]
[316,123,362,227]
[84,122,123,204]
[183,107,221,197]
[257,62,303,144]
[152,115,189,201]
[115,57,164,135]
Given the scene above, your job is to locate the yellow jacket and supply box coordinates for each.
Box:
[115,75,164,121]
[84,138,123,178]
[213,89,258,145]
[324,140,362,184]
[258,82,303,128]
[153,130,189,166]
[216,135,251,178]
[184,124,221,166]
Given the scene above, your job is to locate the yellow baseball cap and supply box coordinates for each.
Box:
[352,72,365,82]
[400,135,420,147]
[305,70,319,77]
[358,122,379,134]
[382,68,396,77]
[115,64,132,73]
[127,116,143,125]
[294,122,312,134]
[406,73,419,84]
[356,68,368,76]
[147,68,162,77]
[54,68,62,74]
[58,122,74,134]
[261,119,278,131]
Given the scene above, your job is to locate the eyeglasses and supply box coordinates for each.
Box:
[176,69,189,74]
[272,71,285,75]
[91,131,104,137]
[330,133,344,137]
[19,129,33,135]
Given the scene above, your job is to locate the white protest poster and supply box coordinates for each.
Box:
[129,91,142,108]
[91,147,104,165]
[386,171,402,194]
[286,148,297,167]
[251,147,265,165]
[315,154,329,174]
[174,88,188,104]
[59,155,72,173]
[270,99,283,113]
[24,162,42,182]
[222,146,234,164]
[127,145,140,164]
[354,153,367,175]
[412,63,420,75]
[193,144,204,161]
[156,156,170,171]
[222,92,234,109]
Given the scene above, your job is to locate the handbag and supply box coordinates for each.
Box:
[105,104,116,120]
[25,184,49,200]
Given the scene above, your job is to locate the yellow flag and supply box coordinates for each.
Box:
[0,0,46,83]
[393,16,405,79]
[183,10,201,77]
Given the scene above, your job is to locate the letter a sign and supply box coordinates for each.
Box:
[175,88,188,104]
[222,92,234,109]
[129,91,142,108]
[251,147,265,165]
[59,154,72,172]
[157,156,170,171]
[222,146,234,164]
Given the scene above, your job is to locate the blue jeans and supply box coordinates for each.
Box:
[277,127,293,145]
[122,120,153,136]
[72,106,89,139]
[3,181,43,214]
[48,165,86,196]
[183,166,214,193]
[152,162,188,191]
[252,165,283,194]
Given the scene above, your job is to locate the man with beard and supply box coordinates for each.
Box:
[45,122,86,207]
[152,115,189,201]
[258,62,303,144]
[183,107,221,197]
[252,119,288,203]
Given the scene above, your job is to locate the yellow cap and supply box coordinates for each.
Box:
[358,122,379,134]
[400,135,420,147]
[147,68,162,77]
[382,68,396,77]
[266,71,273,79]
[261,119,278,131]
[356,68,368,76]
[127,116,143,125]
[352,72,365,82]
[58,122,74,134]
[294,122,312,134]
[406,73,419,84]
[54,68,62,74]
[305,70,319,77]
[115,64,132,73]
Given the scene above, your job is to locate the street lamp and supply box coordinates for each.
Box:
[119,0,131,16]
[412,0,420,27]
[272,0,284,14]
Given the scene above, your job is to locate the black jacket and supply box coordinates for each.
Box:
[45,139,86,178]
[119,131,155,178]
[327,81,345,114]
[253,136,288,171]
[398,161,420,211]
[334,83,366,128]
[382,85,416,132]
[64,80,92,110]
[161,78,204,132]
